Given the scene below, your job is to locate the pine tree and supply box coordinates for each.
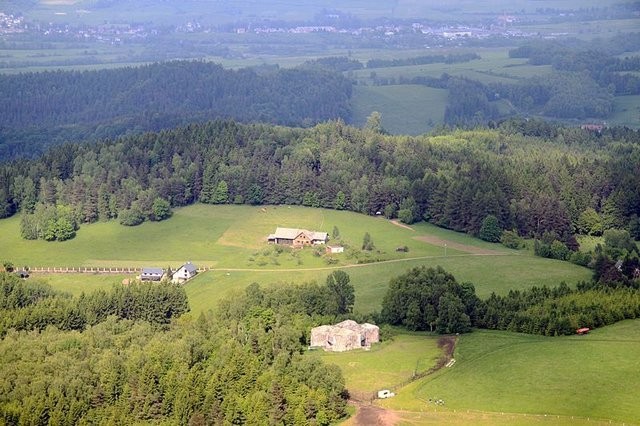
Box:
[212,181,229,204]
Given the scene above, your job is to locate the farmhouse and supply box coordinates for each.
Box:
[172,262,197,284]
[267,227,328,248]
[140,267,164,281]
[310,320,379,352]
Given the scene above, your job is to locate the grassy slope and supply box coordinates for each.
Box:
[610,95,640,128]
[312,332,442,396]
[351,85,448,135]
[381,320,640,424]
[0,205,592,315]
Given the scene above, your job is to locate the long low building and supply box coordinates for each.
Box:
[267,227,328,248]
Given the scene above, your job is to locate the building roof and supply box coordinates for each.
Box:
[335,319,360,331]
[269,227,328,241]
[142,267,163,275]
[181,262,197,273]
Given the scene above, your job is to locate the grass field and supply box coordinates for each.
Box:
[351,85,448,135]
[379,320,640,424]
[0,205,593,316]
[311,332,442,396]
[351,49,554,86]
[610,95,640,128]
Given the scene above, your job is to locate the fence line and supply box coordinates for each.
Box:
[25,266,212,274]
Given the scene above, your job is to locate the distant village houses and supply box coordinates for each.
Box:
[267,227,328,248]
[310,320,380,352]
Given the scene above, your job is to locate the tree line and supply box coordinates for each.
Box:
[380,264,640,336]
[0,273,189,336]
[0,60,352,159]
[1,119,639,248]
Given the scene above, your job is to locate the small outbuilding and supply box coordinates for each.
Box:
[576,327,590,335]
[172,262,198,284]
[140,267,164,281]
[326,245,344,254]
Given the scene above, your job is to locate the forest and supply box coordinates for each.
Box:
[1,119,639,258]
[0,272,351,425]
[0,61,352,159]
[2,33,640,159]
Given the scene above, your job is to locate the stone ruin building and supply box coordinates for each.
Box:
[310,320,380,352]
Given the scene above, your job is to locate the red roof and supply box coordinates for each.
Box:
[576,327,590,334]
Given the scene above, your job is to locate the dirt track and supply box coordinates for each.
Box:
[350,335,458,426]
[353,404,400,426]
[413,235,506,255]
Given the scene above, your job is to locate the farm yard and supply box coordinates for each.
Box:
[0,204,592,315]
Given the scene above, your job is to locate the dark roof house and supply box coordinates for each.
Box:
[141,267,164,281]
[172,262,198,284]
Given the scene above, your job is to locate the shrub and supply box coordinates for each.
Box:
[119,208,145,226]
[500,230,523,249]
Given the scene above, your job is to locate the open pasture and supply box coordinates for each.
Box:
[610,95,640,129]
[351,85,448,135]
[1,205,593,315]
[380,320,640,424]
[311,332,442,397]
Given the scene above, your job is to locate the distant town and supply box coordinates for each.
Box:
[0,10,564,47]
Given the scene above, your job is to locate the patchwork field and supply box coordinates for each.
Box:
[0,205,593,316]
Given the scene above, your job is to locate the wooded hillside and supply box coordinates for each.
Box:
[1,119,639,246]
[0,61,352,158]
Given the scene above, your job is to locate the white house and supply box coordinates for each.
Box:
[172,262,198,284]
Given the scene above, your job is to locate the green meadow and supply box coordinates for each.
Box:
[1,205,592,316]
[311,332,442,396]
[378,320,640,424]
[610,95,640,128]
[351,85,448,135]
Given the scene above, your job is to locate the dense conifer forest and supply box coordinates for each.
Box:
[0,61,352,158]
[1,119,639,251]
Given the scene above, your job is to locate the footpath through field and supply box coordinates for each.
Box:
[25,234,515,274]
[412,235,505,256]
